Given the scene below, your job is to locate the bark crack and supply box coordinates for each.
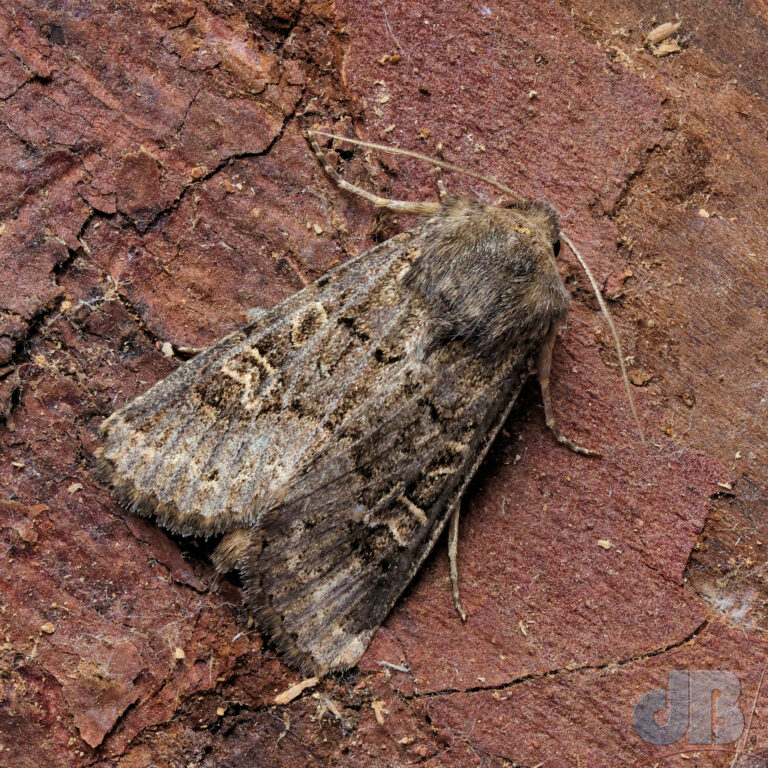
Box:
[405,617,709,700]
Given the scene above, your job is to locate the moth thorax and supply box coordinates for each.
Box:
[405,202,568,354]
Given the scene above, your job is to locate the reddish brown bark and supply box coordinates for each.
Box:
[1,1,767,766]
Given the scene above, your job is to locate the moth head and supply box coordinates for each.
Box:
[503,198,561,258]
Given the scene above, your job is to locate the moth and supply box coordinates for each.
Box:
[96,129,638,676]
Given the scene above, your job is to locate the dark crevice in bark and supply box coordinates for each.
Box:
[406,618,709,700]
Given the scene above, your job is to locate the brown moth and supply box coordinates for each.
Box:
[96,129,637,676]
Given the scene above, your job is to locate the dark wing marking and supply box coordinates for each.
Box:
[244,334,531,675]
[96,226,429,537]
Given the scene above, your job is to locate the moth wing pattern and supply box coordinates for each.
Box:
[246,331,529,674]
[97,225,430,536]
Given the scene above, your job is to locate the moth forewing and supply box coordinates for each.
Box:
[96,226,430,537]
[245,314,533,674]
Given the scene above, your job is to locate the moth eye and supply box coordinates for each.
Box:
[552,239,561,257]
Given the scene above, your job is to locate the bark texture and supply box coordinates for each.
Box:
[1,1,767,766]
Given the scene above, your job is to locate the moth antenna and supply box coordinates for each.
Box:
[308,129,526,203]
[560,232,645,443]
[307,129,440,215]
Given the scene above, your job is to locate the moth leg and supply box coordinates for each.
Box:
[434,167,447,200]
[308,130,440,216]
[536,324,600,457]
[434,145,448,200]
[448,505,468,621]
[174,344,206,357]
